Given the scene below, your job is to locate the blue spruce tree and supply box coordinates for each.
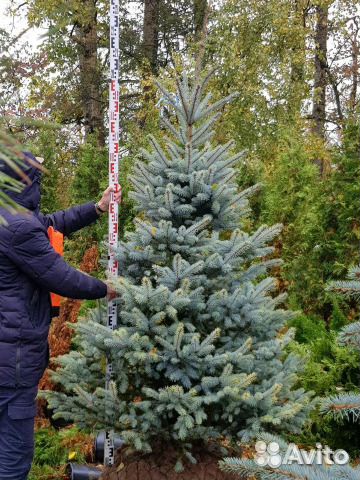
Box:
[220,431,360,480]
[220,264,360,479]
[46,70,312,466]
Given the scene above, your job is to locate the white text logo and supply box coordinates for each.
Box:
[254,441,349,468]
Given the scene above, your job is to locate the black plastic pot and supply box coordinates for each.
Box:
[94,431,124,462]
[67,463,102,480]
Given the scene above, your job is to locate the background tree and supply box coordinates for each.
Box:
[312,1,330,140]
[322,264,360,420]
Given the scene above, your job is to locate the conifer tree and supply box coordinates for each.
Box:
[46,70,312,465]
[0,131,27,216]
[220,431,360,480]
[220,264,360,479]
[322,265,360,421]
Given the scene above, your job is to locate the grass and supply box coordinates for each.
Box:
[29,424,94,480]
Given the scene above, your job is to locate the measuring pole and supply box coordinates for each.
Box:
[104,0,120,467]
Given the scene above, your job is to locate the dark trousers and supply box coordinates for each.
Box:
[0,386,38,480]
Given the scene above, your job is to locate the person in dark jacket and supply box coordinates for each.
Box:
[0,152,119,480]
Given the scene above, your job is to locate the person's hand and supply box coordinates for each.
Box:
[96,186,122,214]
[106,284,118,301]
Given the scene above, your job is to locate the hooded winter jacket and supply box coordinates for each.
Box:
[0,152,107,387]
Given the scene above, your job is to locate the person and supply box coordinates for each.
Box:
[0,151,120,480]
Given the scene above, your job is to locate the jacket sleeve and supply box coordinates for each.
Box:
[9,220,107,300]
[37,202,100,236]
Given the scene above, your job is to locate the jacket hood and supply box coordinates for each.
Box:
[0,151,42,212]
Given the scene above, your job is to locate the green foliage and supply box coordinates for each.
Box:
[46,70,312,466]
[29,464,66,480]
[322,264,360,422]
[260,128,327,312]
[256,123,360,316]
[323,124,360,278]
[329,297,349,331]
[288,313,328,345]
[220,432,360,480]
[29,426,91,480]
[0,130,25,217]
[70,136,108,206]
[67,133,135,265]
[1,0,358,471]
[33,428,70,467]
[287,331,360,455]
[62,137,108,265]
[209,1,360,319]
[28,129,63,214]
[221,263,360,479]
[209,0,310,162]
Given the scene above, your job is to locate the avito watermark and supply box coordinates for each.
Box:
[254,440,349,468]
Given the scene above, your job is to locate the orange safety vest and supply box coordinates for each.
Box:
[47,226,64,314]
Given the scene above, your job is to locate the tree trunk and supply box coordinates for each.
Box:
[311,3,329,175]
[76,0,105,146]
[312,4,328,140]
[194,0,209,78]
[194,0,208,41]
[349,22,359,118]
[288,1,309,115]
[142,0,160,74]
[138,0,160,128]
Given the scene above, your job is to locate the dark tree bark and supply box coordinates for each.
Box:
[142,0,160,73]
[194,0,208,41]
[75,0,105,146]
[326,67,344,124]
[288,1,310,115]
[349,18,359,117]
[312,4,328,140]
[194,0,209,78]
[311,3,329,175]
[138,0,160,129]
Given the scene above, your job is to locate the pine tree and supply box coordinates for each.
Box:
[220,432,360,480]
[0,130,26,217]
[46,70,312,466]
[220,264,360,479]
[322,265,360,421]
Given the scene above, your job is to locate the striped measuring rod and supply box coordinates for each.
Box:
[104,0,120,467]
